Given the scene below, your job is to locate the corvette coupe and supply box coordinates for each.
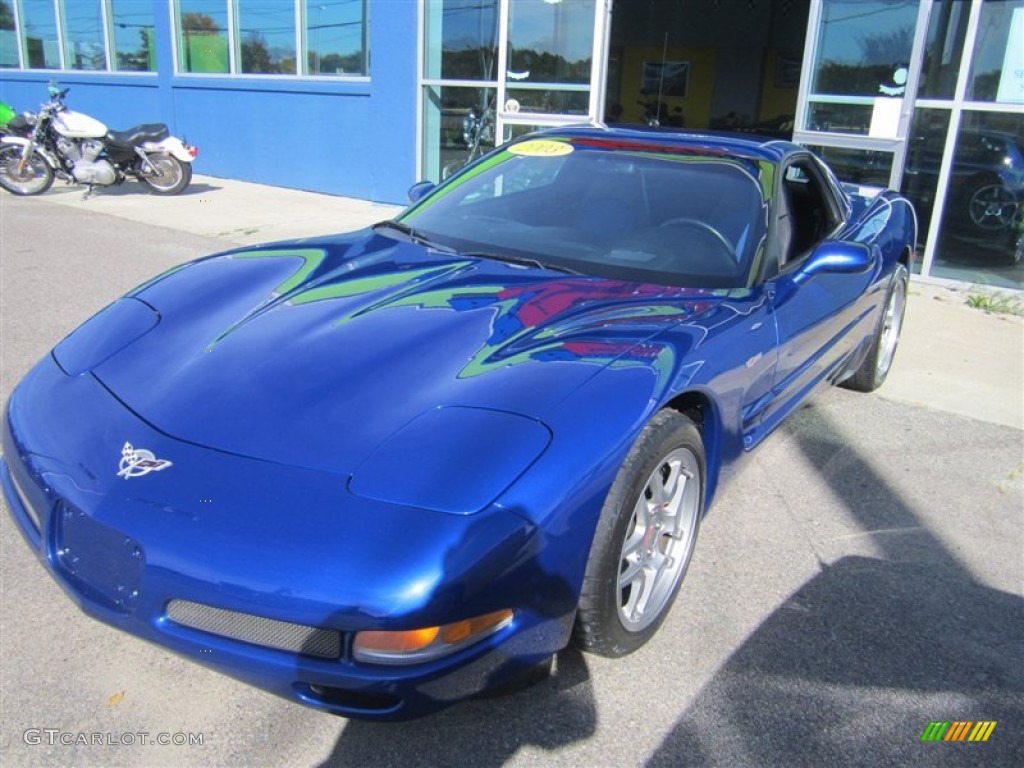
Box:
[2,126,916,720]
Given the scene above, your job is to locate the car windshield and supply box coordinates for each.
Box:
[398,136,771,288]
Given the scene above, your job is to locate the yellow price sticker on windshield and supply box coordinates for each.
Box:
[508,140,573,157]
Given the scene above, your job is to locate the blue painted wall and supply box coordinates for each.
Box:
[0,0,418,205]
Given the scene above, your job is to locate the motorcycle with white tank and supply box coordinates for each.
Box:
[0,85,197,197]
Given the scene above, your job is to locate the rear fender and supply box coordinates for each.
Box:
[140,136,195,162]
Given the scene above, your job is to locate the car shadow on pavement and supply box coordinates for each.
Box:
[317,646,595,768]
[645,555,1024,767]
[319,398,1021,767]
[314,516,597,767]
[647,404,1024,766]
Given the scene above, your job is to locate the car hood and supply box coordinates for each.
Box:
[73,234,716,476]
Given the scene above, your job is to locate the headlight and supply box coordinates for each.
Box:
[349,406,551,515]
[353,609,514,665]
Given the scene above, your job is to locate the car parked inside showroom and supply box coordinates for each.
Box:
[1,126,916,720]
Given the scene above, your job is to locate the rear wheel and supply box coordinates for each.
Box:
[0,146,54,196]
[842,263,908,392]
[138,154,191,195]
[574,409,704,657]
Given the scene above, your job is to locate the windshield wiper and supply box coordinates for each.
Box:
[372,220,456,254]
[466,251,585,276]
[374,222,584,275]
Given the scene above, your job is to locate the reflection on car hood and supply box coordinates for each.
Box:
[94,235,717,475]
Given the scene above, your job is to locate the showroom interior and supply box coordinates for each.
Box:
[1,0,1022,290]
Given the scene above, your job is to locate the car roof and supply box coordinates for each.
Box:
[530,123,802,164]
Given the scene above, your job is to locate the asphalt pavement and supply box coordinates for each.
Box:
[0,176,1021,768]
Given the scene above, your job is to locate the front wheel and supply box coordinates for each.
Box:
[574,409,704,657]
[0,146,54,196]
[138,154,192,195]
[842,263,908,392]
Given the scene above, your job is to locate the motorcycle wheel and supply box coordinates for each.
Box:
[0,146,54,196]
[138,154,192,195]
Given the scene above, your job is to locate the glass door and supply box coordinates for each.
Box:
[495,0,610,142]
[420,0,608,181]
[793,0,930,189]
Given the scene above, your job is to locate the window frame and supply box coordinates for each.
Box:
[770,152,847,277]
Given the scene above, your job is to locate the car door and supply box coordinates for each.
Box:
[759,155,878,433]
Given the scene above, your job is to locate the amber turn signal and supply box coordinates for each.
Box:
[353,609,513,665]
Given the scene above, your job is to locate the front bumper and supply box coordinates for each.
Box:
[1,357,575,720]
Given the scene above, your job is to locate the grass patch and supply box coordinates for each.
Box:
[966,291,1024,317]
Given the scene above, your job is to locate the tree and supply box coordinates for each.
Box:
[241,31,273,73]
[181,12,219,34]
[0,0,15,32]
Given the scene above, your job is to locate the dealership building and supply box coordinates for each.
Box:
[0,0,1021,290]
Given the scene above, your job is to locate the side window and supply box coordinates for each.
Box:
[777,158,839,268]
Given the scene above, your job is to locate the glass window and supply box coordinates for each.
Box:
[505,87,588,116]
[1,0,18,68]
[110,0,156,71]
[305,0,368,76]
[176,1,367,76]
[178,0,230,73]
[502,123,542,143]
[62,0,106,70]
[968,0,1024,103]
[20,0,60,69]
[930,111,1024,289]
[918,0,970,99]
[423,0,497,81]
[422,85,496,182]
[238,0,296,75]
[507,0,593,86]
[807,145,894,187]
[805,102,876,134]
[303,0,368,76]
[900,107,952,263]
[810,0,919,97]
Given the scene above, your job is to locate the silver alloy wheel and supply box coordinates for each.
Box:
[876,271,906,379]
[143,155,184,192]
[617,446,700,632]
[0,147,53,195]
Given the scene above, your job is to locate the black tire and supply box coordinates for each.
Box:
[574,409,704,657]
[842,263,908,392]
[966,182,1018,230]
[0,146,54,196]
[139,154,192,195]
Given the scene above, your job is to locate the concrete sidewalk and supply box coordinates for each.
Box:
[33,172,404,246]
[30,173,1024,431]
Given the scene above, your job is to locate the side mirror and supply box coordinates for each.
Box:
[793,241,873,284]
[407,180,436,204]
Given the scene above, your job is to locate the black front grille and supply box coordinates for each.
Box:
[167,599,342,659]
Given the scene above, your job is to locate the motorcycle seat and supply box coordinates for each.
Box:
[106,123,169,147]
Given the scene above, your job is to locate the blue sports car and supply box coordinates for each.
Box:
[1,127,916,720]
